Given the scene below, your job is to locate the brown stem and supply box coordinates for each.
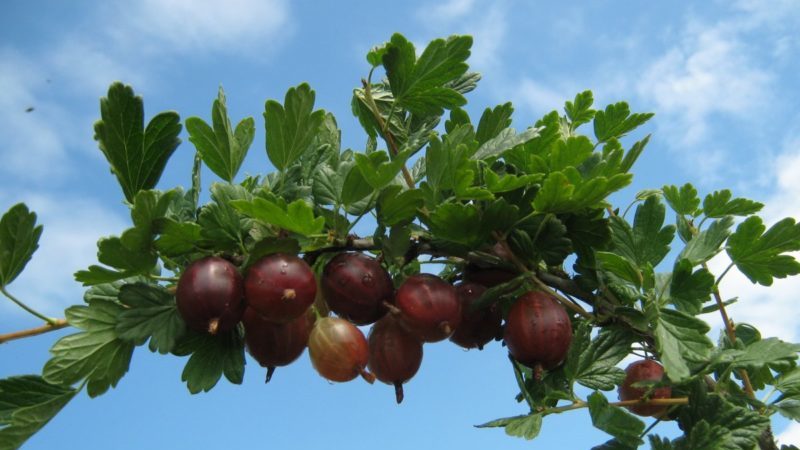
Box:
[394,382,405,404]
[0,319,70,344]
[360,368,376,384]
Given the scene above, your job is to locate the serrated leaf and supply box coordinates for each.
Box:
[484,170,542,193]
[515,214,572,265]
[94,82,181,202]
[428,203,484,248]
[475,102,513,145]
[550,136,594,171]
[155,220,202,256]
[681,420,734,450]
[197,183,251,250]
[354,150,412,190]
[116,283,186,354]
[703,190,763,218]
[679,385,769,450]
[341,161,375,206]
[565,323,632,391]
[610,196,675,267]
[377,186,424,226]
[593,102,653,143]
[565,90,596,128]
[383,33,472,116]
[74,266,136,286]
[663,183,700,216]
[654,308,713,381]
[587,391,645,447]
[264,83,326,171]
[669,259,714,313]
[774,399,800,421]
[596,252,642,288]
[0,204,43,287]
[678,216,733,266]
[0,376,78,450]
[648,435,676,450]
[172,329,245,394]
[730,338,800,372]
[475,414,542,441]
[727,216,800,286]
[473,126,540,160]
[775,367,800,396]
[43,301,134,398]
[591,439,637,450]
[186,87,253,182]
[232,197,324,237]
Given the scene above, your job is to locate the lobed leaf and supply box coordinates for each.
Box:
[0,204,43,287]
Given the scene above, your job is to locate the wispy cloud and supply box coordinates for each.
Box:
[418,0,476,23]
[778,421,800,446]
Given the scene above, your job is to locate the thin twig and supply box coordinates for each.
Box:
[0,319,70,344]
[1,286,58,324]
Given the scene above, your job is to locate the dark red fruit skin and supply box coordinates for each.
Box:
[176,256,244,334]
[503,291,572,370]
[308,317,371,383]
[450,282,502,350]
[242,307,314,381]
[618,359,672,417]
[394,274,461,343]
[244,253,317,324]
[368,315,423,403]
[321,252,393,325]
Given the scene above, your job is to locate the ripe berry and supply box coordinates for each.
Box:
[245,253,316,323]
[449,282,502,350]
[618,359,672,417]
[321,252,393,325]
[176,256,244,334]
[394,274,461,343]
[504,291,572,371]
[368,315,423,404]
[308,317,374,383]
[242,307,314,383]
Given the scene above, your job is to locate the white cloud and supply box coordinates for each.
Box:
[517,79,569,116]
[418,0,476,23]
[117,0,291,54]
[778,421,800,446]
[636,23,772,147]
[0,194,127,317]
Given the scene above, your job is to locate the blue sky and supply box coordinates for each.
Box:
[1,0,800,448]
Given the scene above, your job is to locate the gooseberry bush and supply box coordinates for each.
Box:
[1,33,800,450]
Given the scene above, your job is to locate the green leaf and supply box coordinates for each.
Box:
[593,102,653,143]
[680,420,734,450]
[514,214,572,265]
[678,216,733,266]
[383,33,472,116]
[484,170,542,193]
[154,220,202,256]
[0,376,78,450]
[116,283,186,354]
[428,203,484,248]
[186,87,253,182]
[775,367,800,396]
[648,435,675,450]
[475,414,542,441]
[610,196,675,267]
[43,300,134,398]
[0,204,43,287]
[232,197,325,237]
[565,90,596,128]
[730,338,800,371]
[95,235,156,273]
[198,183,251,250]
[702,190,763,218]
[550,136,594,171]
[596,252,642,288]
[93,82,181,202]
[565,323,632,391]
[774,399,800,421]
[663,183,700,216]
[354,150,412,190]
[173,329,246,394]
[679,384,769,450]
[341,162,375,206]
[473,126,540,160]
[587,391,644,447]
[377,186,424,226]
[74,266,136,286]
[727,216,800,286]
[264,83,326,171]
[669,259,714,313]
[475,102,513,145]
[653,308,713,381]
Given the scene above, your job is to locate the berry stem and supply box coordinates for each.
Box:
[266,367,276,383]
[394,382,404,404]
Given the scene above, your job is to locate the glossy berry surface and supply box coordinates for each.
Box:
[308,317,372,383]
[368,315,423,404]
[449,282,502,350]
[244,253,317,323]
[394,274,461,342]
[504,291,572,370]
[242,307,314,382]
[618,359,672,417]
[176,256,244,334]
[321,252,393,325]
